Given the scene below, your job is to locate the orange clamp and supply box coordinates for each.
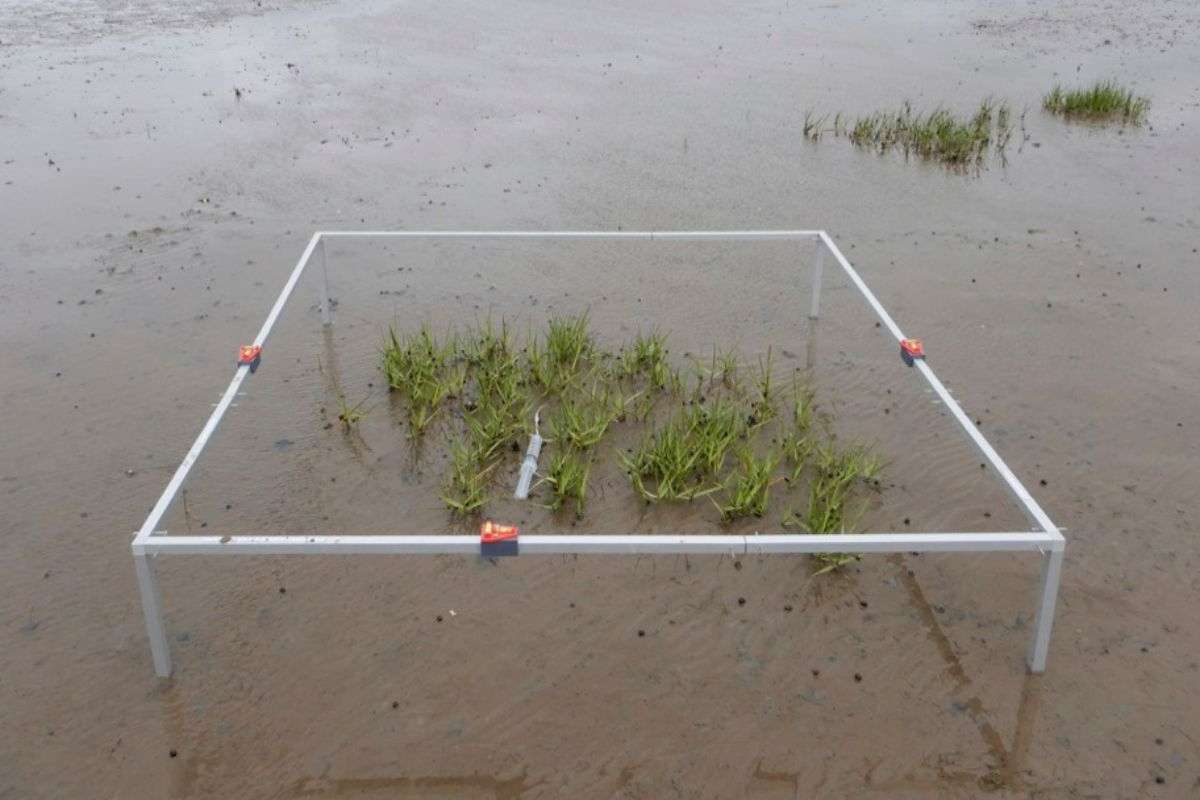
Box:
[480,520,519,543]
[899,338,925,367]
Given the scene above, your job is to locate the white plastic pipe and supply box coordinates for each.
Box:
[514,432,543,499]
[514,409,543,500]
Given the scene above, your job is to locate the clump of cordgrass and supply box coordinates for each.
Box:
[623,397,745,502]
[1043,81,1148,124]
[749,346,778,427]
[378,315,883,539]
[550,388,619,450]
[381,323,463,436]
[695,347,742,394]
[804,99,1015,171]
[714,448,782,520]
[540,448,592,518]
[533,312,594,391]
[780,386,817,484]
[441,435,495,514]
[617,330,674,390]
[782,439,885,574]
[386,313,602,516]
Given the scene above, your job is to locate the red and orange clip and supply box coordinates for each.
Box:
[238,345,262,373]
[899,338,925,367]
[481,520,519,557]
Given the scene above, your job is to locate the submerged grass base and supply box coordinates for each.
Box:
[376,315,884,574]
[1043,80,1149,124]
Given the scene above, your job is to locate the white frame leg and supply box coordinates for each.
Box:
[1027,547,1064,673]
[134,550,173,677]
[318,236,332,326]
[809,238,825,320]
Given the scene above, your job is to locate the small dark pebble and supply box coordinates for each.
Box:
[1155,737,1163,745]
[169,749,177,758]
[733,560,742,570]
[279,587,286,594]
[1140,646,1149,653]
[903,517,910,526]
[436,615,443,623]
[637,629,645,637]
[853,673,863,683]
[737,597,746,606]
[225,503,232,510]
[784,605,793,612]
[811,669,820,677]
[1155,777,1164,784]
[859,600,869,608]
[1039,479,1047,486]
[391,700,399,709]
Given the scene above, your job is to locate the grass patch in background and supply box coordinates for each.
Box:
[1043,80,1149,124]
[804,99,1015,172]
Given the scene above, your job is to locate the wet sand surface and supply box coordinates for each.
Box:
[1,0,1198,796]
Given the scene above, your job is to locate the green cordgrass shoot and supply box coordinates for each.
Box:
[551,389,618,450]
[541,448,592,518]
[441,436,495,515]
[334,391,376,432]
[714,448,782,520]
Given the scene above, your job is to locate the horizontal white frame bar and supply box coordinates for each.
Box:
[318,230,822,241]
[134,531,1059,557]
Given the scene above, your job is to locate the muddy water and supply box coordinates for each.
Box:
[2,0,1198,797]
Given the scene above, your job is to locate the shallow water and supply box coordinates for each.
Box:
[1,0,1198,796]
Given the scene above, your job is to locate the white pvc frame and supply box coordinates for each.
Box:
[131,231,1065,678]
